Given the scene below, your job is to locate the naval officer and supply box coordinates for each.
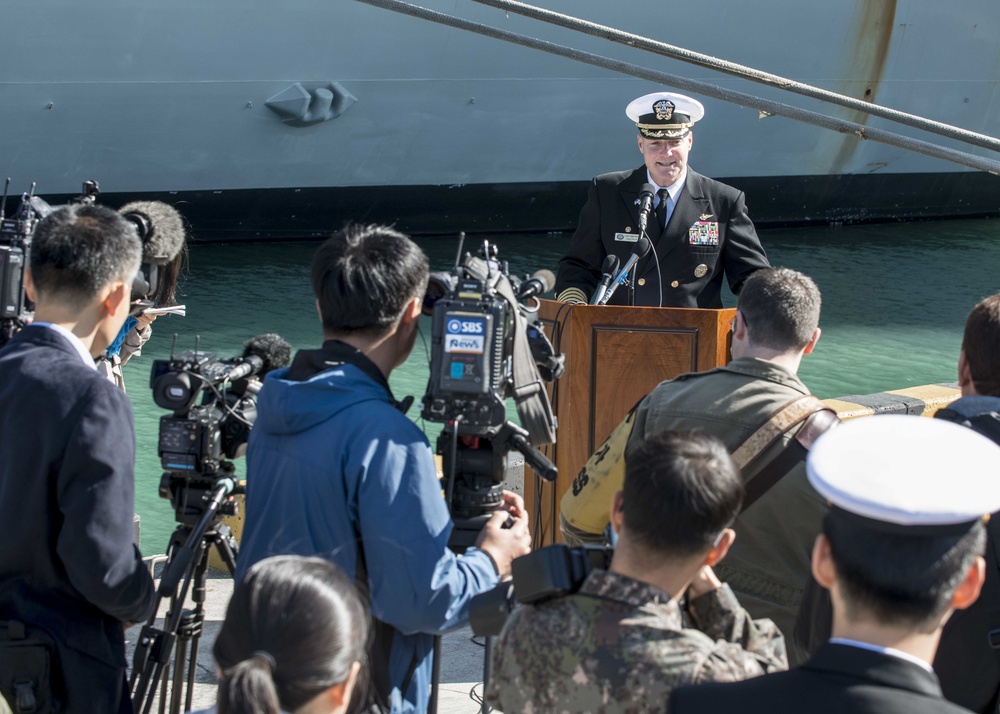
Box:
[555,92,770,307]
[670,415,1000,714]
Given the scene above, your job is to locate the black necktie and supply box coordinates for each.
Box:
[655,188,670,231]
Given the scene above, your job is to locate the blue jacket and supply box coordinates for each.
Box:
[237,343,499,713]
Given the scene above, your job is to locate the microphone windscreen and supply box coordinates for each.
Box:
[637,236,652,257]
[242,333,293,375]
[601,254,619,274]
[119,201,186,265]
[640,183,656,198]
[531,269,556,292]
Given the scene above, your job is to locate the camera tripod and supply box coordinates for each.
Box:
[130,474,240,714]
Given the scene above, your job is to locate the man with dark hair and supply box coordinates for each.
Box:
[236,224,531,714]
[671,416,998,713]
[554,91,769,307]
[487,431,786,714]
[562,267,833,663]
[0,204,155,712]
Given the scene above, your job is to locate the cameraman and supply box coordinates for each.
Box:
[0,204,156,712]
[487,431,786,714]
[236,224,532,714]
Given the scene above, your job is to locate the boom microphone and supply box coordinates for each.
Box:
[120,201,187,304]
[242,333,293,376]
[590,254,620,305]
[119,201,186,265]
[220,334,293,391]
[515,269,556,301]
[636,183,656,236]
[599,236,652,305]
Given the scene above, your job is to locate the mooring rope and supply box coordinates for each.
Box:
[469,0,1000,155]
[355,0,1000,175]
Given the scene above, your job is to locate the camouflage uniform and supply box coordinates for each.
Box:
[485,569,787,714]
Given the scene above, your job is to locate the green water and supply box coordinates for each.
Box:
[128,219,1000,551]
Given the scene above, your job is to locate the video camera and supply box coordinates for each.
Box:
[420,237,564,549]
[470,544,613,637]
[149,334,290,527]
[0,180,103,347]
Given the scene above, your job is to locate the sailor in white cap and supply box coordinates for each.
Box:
[670,415,1000,714]
[555,91,769,308]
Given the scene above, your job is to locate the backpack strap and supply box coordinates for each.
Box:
[731,396,839,514]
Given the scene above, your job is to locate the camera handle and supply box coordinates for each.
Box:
[496,421,557,483]
[130,475,239,714]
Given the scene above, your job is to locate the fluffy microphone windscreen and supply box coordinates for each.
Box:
[242,333,293,375]
[119,201,186,265]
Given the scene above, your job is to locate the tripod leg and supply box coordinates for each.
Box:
[482,636,493,714]
[429,635,442,714]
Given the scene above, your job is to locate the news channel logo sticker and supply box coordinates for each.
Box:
[445,316,485,354]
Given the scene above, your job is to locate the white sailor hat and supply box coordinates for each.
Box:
[626,92,705,140]
[807,415,1000,534]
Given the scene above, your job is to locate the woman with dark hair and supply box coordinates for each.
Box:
[194,556,368,714]
[98,237,188,391]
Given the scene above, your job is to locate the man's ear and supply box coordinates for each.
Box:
[399,295,422,327]
[732,311,748,341]
[958,351,975,394]
[811,534,836,590]
[24,268,36,302]
[101,280,130,317]
[803,326,822,355]
[609,490,625,534]
[952,555,986,611]
[704,528,735,567]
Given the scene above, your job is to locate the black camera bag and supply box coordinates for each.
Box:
[0,620,60,713]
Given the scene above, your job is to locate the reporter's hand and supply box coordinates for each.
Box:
[476,509,531,579]
[686,565,723,601]
[135,313,158,330]
[499,490,525,519]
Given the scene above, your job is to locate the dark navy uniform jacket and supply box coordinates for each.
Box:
[670,643,973,714]
[555,166,770,307]
[0,326,155,712]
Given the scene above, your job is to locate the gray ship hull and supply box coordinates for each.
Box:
[3,1,999,238]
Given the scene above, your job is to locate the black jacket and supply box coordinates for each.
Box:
[555,166,770,307]
[669,643,973,714]
[0,326,155,712]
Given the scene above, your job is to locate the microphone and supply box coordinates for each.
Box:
[590,254,620,305]
[119,201,186,265]
[120,201,187,302]
[221,355,263,383]
[242,333,293,376]
[598,236,652,305]
[515,269,555,301]
[636,183,656,236]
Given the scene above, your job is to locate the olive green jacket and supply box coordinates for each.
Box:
[560,357,826,664]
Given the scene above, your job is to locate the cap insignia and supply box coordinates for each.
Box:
[653,99,675,121]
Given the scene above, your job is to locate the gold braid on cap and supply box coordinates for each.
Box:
[637,122,694,138]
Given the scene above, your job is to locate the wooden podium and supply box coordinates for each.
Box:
[527,299,735,545]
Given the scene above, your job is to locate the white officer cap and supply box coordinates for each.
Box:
[807,415,1000,533]
[626,92,706,139]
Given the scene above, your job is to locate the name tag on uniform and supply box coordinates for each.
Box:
[689,221,720,246]
[614,232,638,243]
